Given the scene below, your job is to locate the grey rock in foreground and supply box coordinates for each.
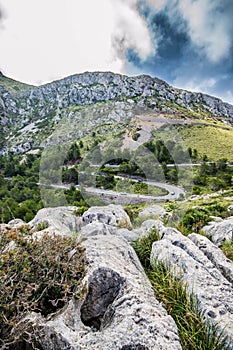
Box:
[19,234,182,350]
[29,206,83,236]
[80,222,139,242]
[82,204,132,229]
[202,217,233,245]
[138,205,166,219]
[7,218,26,228]
[189,233,233,285]
[150,227,233,346]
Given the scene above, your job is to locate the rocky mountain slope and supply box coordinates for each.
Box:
[1,71,233,154]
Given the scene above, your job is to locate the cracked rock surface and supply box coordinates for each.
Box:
[151,220,233,346]
[15,214,182,349]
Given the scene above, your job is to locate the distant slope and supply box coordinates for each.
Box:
[0,71,233,155]
[0,71,34,94]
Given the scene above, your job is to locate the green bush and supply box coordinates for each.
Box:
[179,208,211,233]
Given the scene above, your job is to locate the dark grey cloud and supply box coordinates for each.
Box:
[124,0,233,104]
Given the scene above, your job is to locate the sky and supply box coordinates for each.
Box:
[0,0,233,104]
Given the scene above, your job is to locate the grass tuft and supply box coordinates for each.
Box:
[221,241,233,261]
[132,229,231,350]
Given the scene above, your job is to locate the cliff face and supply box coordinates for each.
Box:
[1,71,233,154]
[1,204,233,349]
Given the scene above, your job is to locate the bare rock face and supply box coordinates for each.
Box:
[150,227,233,346]
[80,222,116,238]
[28,206,83,236]
[138,205,166,219]
[17,234,182,350]
[80,267,124,330]
[189,233,233,285]
[82,204,132,229]
[7,218,26,228]
[137,219,163,238]
[202,217,233,245]
[80,222,139,242]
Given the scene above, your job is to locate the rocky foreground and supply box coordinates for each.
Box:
[1,204,233,349]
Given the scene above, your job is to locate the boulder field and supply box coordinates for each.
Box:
[1,204,233,349]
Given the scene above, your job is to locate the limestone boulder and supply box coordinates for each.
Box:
[139,220,163,237]
[14,235,182,350]
[151,233,233,345]
[227,204,233,214]
[80,222,116,238]
[138,205,166,219]
[82,204,132,229]
[29,206,83,236]
[202,217,233,245]
[114,228,139,242]
[80,222,139,242]
[7,218,26,228]
[188,233,233,285]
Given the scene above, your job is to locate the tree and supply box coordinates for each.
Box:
[65,143,81,163]
[217,158,227,172]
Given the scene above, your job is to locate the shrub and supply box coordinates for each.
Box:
[179,208,211,234]
[0,225,86,346]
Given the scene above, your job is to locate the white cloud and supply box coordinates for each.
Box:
[111,0,153,65]
[174,76,217,94]
[145,0,167,11]
[0,0,153,85]
[178,0,232,62]
[224,91,233,105]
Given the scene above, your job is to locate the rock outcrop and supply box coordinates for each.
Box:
[138,205,166,219]
[2,205,233,349]
[150,220,233,346]
[202,216,233,245]
[189,233,233,284]
[12,206,182,350]
[29,206,83,236]
[82,204,132,230]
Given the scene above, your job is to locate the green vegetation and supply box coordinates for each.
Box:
[0,225,86,346]
[0,74,34,94]
[0,153,43,222]
[64,142,81,163]
[178,207,211,234]
[0,151,88,223]
[166,198,231,236]
[115,178,168,196]
[154,124,233,161]
[221,241,233,261]
[183,125,233,161]
[143,138,189,164]
[192,159,233,195]
[124,203,148,223]
[132,229,231,350]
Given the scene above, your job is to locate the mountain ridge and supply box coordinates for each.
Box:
[1,71,233,154]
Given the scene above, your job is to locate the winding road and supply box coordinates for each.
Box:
[47,175,185,205]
